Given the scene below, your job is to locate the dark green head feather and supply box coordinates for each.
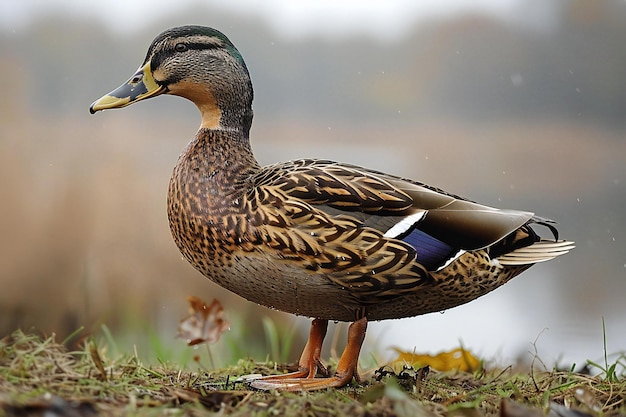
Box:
[145,25,248,70]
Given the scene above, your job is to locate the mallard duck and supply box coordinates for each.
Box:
[90,26,574,391]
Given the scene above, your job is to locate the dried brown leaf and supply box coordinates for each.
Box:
[177,296,229,346]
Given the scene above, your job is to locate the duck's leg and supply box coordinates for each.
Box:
[251,317,368,391]
[296,318,330,377]
[250,318,328,388]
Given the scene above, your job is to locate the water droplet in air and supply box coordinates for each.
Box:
[510,73,523,86]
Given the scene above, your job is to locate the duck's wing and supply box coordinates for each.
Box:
[250,159,535,253]
[244,159,571,301]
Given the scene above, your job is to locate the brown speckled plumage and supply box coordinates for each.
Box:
[91,25,574,390]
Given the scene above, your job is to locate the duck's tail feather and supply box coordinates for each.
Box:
[497,239,575,266]
[528,215,560,240]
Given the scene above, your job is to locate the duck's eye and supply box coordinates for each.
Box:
[174,43,188,52]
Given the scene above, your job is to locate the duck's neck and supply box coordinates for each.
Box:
[168,128,259,217]
[192,86,254,134]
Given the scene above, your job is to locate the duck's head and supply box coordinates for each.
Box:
[90,26,253,134]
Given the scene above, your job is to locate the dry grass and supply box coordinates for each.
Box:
[1,329,624,417]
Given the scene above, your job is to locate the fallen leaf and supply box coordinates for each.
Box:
[390,347,480,372]
[572,386,601,412]
[177,296,230,346]
[2,395,99,417]
[362,379,432,417]
[549,402,595,417]
[500,399,544,417]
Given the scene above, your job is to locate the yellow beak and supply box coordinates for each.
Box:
[90,62,166,114]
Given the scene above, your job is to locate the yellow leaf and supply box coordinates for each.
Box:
[390,347,480,372]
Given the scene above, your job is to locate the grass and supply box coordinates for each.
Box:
[584,318,626,384]
[1,329,625,416]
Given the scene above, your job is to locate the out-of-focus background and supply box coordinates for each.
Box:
[1,0,624,368]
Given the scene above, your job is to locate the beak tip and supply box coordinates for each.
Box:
[89,99,103,114]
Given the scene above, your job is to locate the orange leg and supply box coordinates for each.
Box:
[250,319,328,385]
[251,317,368,391]
[299,318,329,377]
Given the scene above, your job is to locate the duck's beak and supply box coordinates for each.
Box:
[89,62,166,114]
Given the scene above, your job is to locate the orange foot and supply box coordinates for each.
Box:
[251,317,368,391]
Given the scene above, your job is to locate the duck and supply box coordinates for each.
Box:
[90,25,574,391]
